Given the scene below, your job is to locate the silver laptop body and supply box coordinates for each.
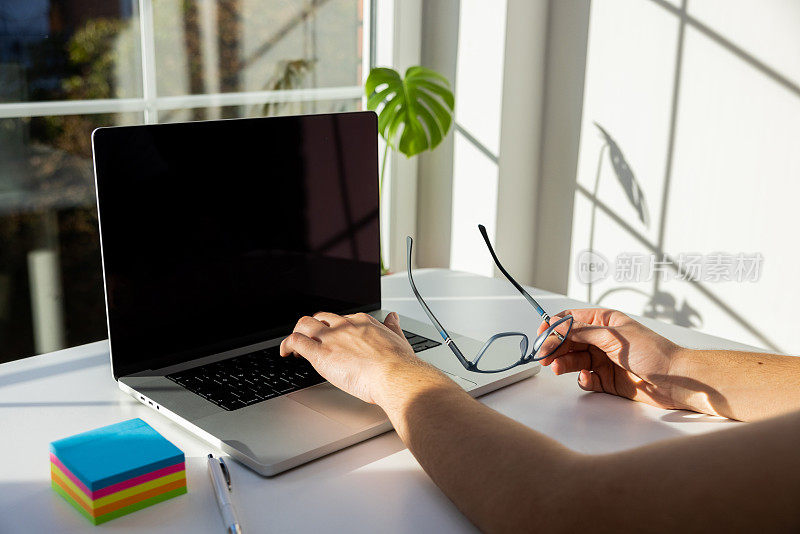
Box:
[92,112,539,476]
[117,314,538,476]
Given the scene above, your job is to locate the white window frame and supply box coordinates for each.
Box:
[373,0,422,271]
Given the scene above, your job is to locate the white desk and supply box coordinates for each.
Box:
[0,269,760,533]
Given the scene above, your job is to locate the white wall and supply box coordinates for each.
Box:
[372,0,422,272]
[568,0,800,354]
[416,0,550,279]
[448,0,507,277]
[414,0,800,355]
[414,0,592,291]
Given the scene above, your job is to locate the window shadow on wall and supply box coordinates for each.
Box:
[578,0,796,353]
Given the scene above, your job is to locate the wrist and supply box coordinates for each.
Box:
[665,346,709,413]
[374,359,462,418]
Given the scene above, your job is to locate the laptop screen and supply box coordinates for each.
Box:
[93,112,380,379]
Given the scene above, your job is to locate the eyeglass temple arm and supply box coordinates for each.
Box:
[406,237,470,368]
[477,224,551,322]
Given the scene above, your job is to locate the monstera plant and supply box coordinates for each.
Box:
[365,66,455,271]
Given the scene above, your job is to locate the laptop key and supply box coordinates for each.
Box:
[257,374,283,388]
[255,388,280,401]
[232,389,260,404]
[274,382,295,394]
[252,384,280,397]
[291,375,325,390]
[219,398,246,411]
[414,344,434,353]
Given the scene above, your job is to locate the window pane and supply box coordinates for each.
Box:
[157,97,362,123]
[0,112,142,363]
[0,1,142,103]
[152,0,363,99]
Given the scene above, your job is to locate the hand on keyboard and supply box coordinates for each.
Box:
[280,312,451,408]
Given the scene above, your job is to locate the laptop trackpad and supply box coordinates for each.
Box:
[288,383,388,430]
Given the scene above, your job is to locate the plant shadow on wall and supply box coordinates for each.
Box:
[586,123,704,330]
[365,66,455,273]
[577,0,789,353]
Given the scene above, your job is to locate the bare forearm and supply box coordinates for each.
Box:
[381,375,584,532]
[280,308,800,529]
[671,348,800,421]
[380,370,800,532]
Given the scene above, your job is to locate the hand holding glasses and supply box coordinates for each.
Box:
[406,225,573,373]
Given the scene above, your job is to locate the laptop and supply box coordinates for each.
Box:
[91,111,539,476]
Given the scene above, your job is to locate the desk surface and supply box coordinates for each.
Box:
[0,269,760,533]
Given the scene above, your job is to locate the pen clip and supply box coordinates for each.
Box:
[219,458,232,490]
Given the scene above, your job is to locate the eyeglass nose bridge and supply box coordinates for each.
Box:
[529,315,574,361]
[471,331,529,368]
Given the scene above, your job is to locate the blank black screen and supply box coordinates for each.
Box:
[93,112,380,379]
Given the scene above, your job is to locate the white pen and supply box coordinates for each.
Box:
[208,454,243,534]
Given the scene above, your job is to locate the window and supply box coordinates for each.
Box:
[0,0,368,362]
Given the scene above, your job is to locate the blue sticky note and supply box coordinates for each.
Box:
[49,418,184,491]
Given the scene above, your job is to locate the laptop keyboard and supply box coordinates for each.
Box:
[167,329,441,411]
[402,329,443,352]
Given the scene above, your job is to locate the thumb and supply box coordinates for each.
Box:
[383,312,404,338]
[565,320,619,354]
[577,369,604,392]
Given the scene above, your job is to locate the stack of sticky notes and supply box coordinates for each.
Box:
[50,418,187,525]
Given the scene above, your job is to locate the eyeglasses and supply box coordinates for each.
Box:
[406,225,573,373]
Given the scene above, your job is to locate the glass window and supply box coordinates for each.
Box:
[0,0,142,102]
[0,113,141,362]
[152,0,363,98]
[0,0,367,363]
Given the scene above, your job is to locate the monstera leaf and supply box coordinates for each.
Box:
[365,66,455,158]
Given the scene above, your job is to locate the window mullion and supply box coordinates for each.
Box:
[138,0,159,123]
[0,99,147,120]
